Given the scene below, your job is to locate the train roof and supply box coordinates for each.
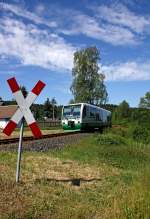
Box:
[63,103,111,113]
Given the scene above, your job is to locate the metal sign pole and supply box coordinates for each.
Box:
[16,119,24,183]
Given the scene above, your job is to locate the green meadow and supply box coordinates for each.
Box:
[0,127,150,219]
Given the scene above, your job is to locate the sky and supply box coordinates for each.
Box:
[0,0,150,107]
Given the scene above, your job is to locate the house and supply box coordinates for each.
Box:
[0,105,18,129]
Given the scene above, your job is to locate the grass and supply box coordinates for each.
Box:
[0,130,150,218]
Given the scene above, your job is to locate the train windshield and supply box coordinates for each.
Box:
[63,105,81,118]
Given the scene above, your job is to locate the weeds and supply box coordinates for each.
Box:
[132,125,150,144]
[96,133,127,145]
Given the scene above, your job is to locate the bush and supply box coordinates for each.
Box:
[132,126,149,144]
[111,127,127,137]
[96,134,127,146]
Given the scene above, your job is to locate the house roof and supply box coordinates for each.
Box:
[0,105,18,119]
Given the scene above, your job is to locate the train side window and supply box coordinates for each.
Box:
[90,107,92,116]
[86,106,89,116]
[99,109,103,121]
[90,107,94,117]
[83,106,86,118]
[96,113,99,120]
[96,109,100,120]
[90,107,97,118]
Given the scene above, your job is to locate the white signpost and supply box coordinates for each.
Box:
[3,77,46,182]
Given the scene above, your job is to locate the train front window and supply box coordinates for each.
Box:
[63,105,81,118]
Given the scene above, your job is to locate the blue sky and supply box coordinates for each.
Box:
[0,0,150,106]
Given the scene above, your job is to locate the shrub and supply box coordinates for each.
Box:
[96,134,127,146]
[132,126,149,144]
[111,127,127,137]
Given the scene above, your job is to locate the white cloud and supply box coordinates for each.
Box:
[60,14,138,46]
[60,2,150,45]
[0,2,57,28]
[34,4,45,16]
[76,14,137,45]
[0,2,147,46]
[0,15,149,81]
[0,1,150,79]
[102,61,150,81]
[0,18,75,70]
[94,4,150,34]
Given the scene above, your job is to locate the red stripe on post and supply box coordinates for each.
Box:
[7,77,20,93]
[32,80,45,96]
[3,120,17,136]
[29,122,42,138]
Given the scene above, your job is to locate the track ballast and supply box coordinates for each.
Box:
[0,131,89,152]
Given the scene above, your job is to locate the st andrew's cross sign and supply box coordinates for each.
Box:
[3,77,45,138]
[3,77,46,183]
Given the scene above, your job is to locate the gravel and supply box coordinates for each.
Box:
[0,133,90,152]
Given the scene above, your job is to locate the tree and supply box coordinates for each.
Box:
[69,99,75,104]
[139,91,150,108]
[51,97,57,120]
[0,97,3,105]
[56,105,63,120]
[131,108,150,125]
[31,104,44,120]
[70,46,108,105]
[44,98,52,118]
[115,100,130,119]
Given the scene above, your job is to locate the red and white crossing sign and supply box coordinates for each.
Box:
[3,77,45,138]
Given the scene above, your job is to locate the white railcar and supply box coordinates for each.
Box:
[62,103,111,131]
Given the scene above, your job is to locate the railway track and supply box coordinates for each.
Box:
[0,131,89,152]
[0,131,81,145]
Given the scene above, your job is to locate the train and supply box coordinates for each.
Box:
[61,103,111,131]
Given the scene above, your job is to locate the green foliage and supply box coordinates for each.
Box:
[44,98,58,119]
[2,99,17,105]
[71,46,108,104]
[56,105,63,120]
[96,134,127,145]
[44,98,52,118]
[68,99,75,104]
[51,97,57,120]
[132,126,149,144]
[2,97,61,120]
[105,126,128,137]
[31,104,45,120]
[43,98,61,119]
[100,103,117,112]
[131,108,150,126]
[112,101,150,127]
[0,96,3,105]
[51,97,57,106]
[139,91,150,108]
[114,100,130,121]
